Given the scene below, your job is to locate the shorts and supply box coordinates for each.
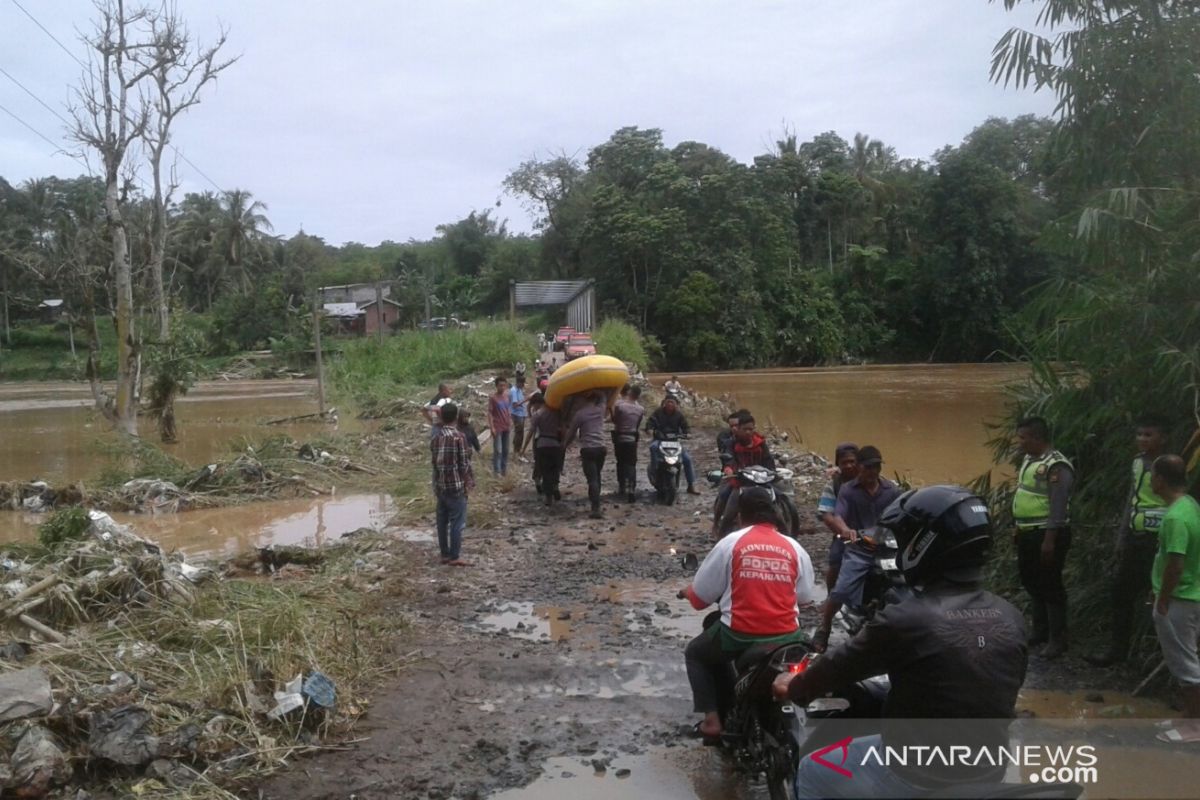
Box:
[1154,598,1200,686]
[828,535,846,566]
[829,544,874,607]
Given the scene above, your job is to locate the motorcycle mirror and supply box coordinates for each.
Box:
[682,552,699,572]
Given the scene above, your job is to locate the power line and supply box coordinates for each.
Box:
[0,100,82,165]
[0,65,75,129]
[8,0,228,195]
[8,0,88,70]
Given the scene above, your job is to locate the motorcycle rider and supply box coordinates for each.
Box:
[712,412,778,536]
[717,410,745,468]
[774,486,1027,798]
[811,445,900,652]
[816,442,860,636]
[646,394,700,495]
[680,486,816,739]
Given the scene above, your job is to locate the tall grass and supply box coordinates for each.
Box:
[329,323,536,408]
[593,319,655,370]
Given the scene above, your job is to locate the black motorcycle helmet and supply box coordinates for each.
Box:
[879,485,993,586]
[739,485,781,529]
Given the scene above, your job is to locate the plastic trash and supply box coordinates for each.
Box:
[0,665,53,723]
[302,671,337,708]
[10,724,69,797]
[267,674,305,720]
[88,705,161,766]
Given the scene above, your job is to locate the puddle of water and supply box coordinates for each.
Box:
[477,602,582,642]
[491,749,761,800]
[1018,689,1173,721]
[0,379,373,483]
[4,493,394,559]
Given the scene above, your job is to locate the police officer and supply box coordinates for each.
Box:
[1086,416,1171,666]
[1012,416,1074,659]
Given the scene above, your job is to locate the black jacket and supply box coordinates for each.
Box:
[646,408,690,441]
[789,583,1027,787]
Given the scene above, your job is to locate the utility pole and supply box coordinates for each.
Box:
[509,280,516,323]
[312,289,326,415]
[375,281,385,345]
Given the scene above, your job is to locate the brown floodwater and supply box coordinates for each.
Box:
[656,363,1026,486]
[0,379,369,483]
[5,492,395,558]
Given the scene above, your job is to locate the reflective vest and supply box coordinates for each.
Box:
[1129,457,1168,534]
[1012,450,1073,530]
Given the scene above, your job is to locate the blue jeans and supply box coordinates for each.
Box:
[492,429,510,476]
[648,441,695,487]
[435,490,467,560]
[829,543,875,607]
[795,734,922,799]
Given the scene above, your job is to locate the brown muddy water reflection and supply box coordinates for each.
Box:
[7,493,395,558]
[659,363,1026,485]
[0,379,369,483]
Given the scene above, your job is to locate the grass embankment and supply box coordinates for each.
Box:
[328,323,536,414]
[593,319,657,371]
[8,514,407,799]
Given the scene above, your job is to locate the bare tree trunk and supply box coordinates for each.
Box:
[84,288,115,423]
[1,267,9,347]
[109,180,139,436]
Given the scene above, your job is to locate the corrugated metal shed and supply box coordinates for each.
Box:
[322,302,362,318]
[512,280,590,306]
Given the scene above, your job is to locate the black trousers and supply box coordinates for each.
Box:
[685,624,736,714]
[1109,530,1158,650]
[1017,527,1072,605]
[612,433,639,491]
[535,446,564,496]
[581,447,607,510]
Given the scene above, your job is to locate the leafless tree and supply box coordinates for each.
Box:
[139,5,237,340]
[68,0,165,436]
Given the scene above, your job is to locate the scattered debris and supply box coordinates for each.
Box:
[0,666,52,723]
[88,705,160,766]
[9,724,70,797]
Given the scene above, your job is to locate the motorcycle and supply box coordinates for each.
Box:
[698,610,812,800]
[649,434,687,505]
[834,525,910,637]
[708,465,802,538]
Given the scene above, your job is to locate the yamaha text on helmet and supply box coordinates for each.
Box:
[879,485,994,587]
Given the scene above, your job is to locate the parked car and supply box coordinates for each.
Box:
[553,326,576,351]
[418,317,448,331]
[564,333,596,360]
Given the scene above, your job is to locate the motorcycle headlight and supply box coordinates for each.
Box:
[879,530,898,549]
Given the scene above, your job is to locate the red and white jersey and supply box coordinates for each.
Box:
[686,523,816,635]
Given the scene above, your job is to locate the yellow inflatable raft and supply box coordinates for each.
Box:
[544,355,629,410]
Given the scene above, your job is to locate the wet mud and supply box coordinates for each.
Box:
[257,441,829,799]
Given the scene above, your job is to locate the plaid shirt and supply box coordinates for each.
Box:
[431,425,474,494]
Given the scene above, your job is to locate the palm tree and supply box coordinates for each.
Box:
[218,189,273,292]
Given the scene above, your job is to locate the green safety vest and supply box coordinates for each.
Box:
[1129,457,1168,534]
[1012,450,1073,530]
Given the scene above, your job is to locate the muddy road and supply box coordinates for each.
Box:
[259,440,828,800]
[257,436,1162,800]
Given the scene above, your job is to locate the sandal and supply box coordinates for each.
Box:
[688,721,722,746]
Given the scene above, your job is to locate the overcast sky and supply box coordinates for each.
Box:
[1,0,1055,246]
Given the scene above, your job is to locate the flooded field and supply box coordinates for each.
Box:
[0,378,367,484]
[5,492,395,558]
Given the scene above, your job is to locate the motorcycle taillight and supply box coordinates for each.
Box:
[783,654,813,674]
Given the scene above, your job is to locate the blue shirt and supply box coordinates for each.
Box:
[509,386,527,419]
[834,477,901,531]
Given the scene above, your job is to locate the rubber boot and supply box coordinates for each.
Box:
[1040,602,1068,660]
[1028,598,1049,648]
